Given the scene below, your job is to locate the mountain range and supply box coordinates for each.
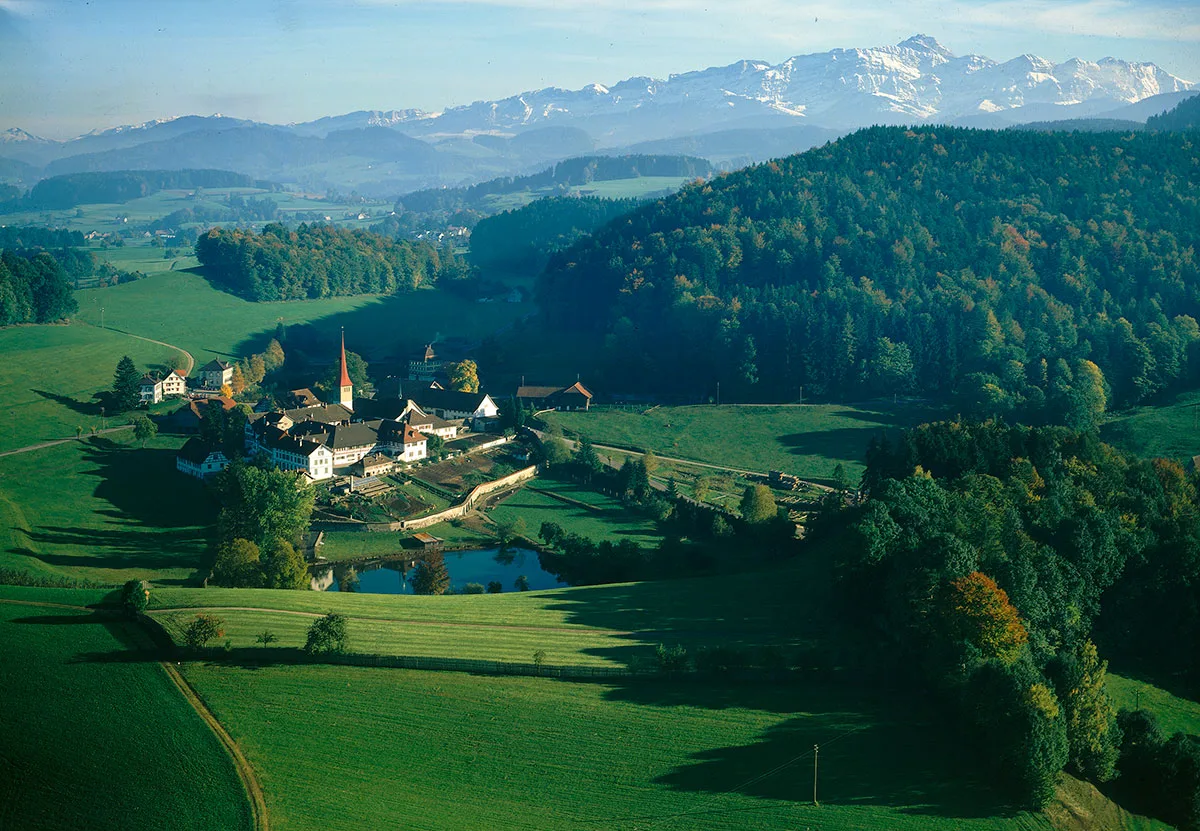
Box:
[1,35,1194,196]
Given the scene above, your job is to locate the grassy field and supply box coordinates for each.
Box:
[179,661,1059,831]
[1108,673,1200,737]
[0,323,177,453]
[1101,389,1200,463]
[74,269,530,364]
[0,434,214,585]
[489,478,664,549]
[93,243,200,276]
[150,559,831,666]
[543,402,938,483]
[0,589,250,830]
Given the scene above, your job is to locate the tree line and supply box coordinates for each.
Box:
[1,169,270,213]
[194,223,467,300]
[0,249,78,325]
[813,420,1199,817]
[538,127,1200,425]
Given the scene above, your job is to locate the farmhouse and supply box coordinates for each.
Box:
[162,396,238,433]
[378,421,429,462]
[161,369,188,397]
[516,381,594,411]
[199,359,234,390]
[139,375,163,405]
[409,388,499,422]
[175,438,229,479]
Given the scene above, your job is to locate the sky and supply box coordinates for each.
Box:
[1,0,1198,139]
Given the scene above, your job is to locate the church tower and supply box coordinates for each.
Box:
[339,328,353,412]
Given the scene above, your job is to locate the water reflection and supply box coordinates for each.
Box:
[310,547,564,594]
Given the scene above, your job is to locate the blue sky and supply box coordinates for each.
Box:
[1,0,1197,139]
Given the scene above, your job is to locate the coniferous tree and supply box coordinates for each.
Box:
[111,355,141,411]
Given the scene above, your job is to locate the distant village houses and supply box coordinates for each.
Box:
[516,381,593,411]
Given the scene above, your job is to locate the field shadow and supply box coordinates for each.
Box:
[776,427,883,464]
[78,437,216,530]
[31,388,103,418]
[633,682,1020,819]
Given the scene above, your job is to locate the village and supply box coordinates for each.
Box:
[149,332,598,551]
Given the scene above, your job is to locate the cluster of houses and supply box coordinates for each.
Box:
[171,332,596,487]
[175,335,502,483]
[140,359,233,405]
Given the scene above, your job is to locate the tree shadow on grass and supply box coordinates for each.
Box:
[30,389,104,418]
[776,427,886,466]
[601,679,1022,820]
[77,437,216,530]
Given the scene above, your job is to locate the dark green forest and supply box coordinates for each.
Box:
[538,127,1200,425]
[469,196,640,271]
[194,223,466,300]
[816,420,1200,818]
[1,169,271,212]
[1147,94,1200,131]
[0,249,78,325]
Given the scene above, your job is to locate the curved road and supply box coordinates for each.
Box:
[0,324,195,459]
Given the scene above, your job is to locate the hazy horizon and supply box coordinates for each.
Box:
[2,0,1198,140]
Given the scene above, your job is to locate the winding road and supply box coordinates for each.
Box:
[0,323,195,459]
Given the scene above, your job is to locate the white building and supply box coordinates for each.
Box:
[176,439,229,479]
[161,369,188,397]
[139,375,163,405]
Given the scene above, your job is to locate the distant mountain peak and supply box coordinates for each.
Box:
[1,127,52,144]
[898,34,955,58]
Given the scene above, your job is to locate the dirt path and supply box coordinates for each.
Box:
[0,597,266,831]
[162,662,268,831]
[0,425,132,459]
[150,606,633,636]
[92,323,195,375]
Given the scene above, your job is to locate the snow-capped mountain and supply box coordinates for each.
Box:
[367,34,1193,144]
[1,127,55,145]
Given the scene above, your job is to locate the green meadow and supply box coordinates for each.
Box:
[1108,673,1200,737]
[75,269,530,363]
[489,478,664,549]
[181,662,1058,831]
[542,402,938,482]
[1101,389,1200,464]
[0,323,175,453]
[0,434,213,585]
[0,588,250,830]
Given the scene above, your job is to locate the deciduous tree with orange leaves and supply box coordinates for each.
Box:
[946,571,1028,664]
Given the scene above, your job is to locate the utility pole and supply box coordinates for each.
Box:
[100,306,105,329]
[798,385,803,406]
[716,381,720,406]
[813,744,819,806]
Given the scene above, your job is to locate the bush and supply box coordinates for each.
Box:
[183,614,225,650]
[486,581,503,594]
[655,643,690,676]
[120,579,149,618]
[461,582,485,594]
[305,612,349,655]
[694,645,748,677]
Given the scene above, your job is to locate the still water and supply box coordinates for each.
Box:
[313,547,564,594]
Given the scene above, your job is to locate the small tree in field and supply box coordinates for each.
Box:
[740,484,778,524]
[183,614,225,650]
[131,414,157,447]
[305,612,349,654]
[121,579,150,618]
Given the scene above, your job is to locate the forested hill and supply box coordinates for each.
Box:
[195,224,466,301]
[2,169,272,212]
[538,127,1200,424]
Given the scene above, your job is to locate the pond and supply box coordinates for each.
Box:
[311,547,565,594]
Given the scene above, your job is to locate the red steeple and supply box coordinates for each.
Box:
[339,328,352,388]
